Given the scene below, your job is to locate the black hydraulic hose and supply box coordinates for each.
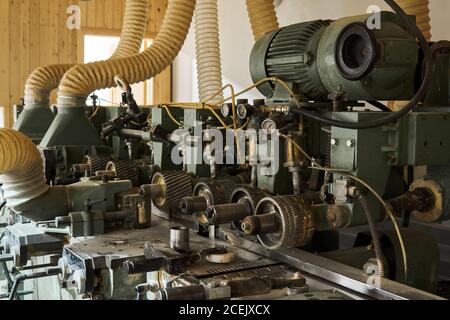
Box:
[291,0,434,130]
[0,201,6,211]
[367,100,392,113]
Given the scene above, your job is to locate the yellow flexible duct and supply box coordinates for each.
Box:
[0,129,48,208]
[246,0,280,42]
[57,0,196,99]
[111,0,150,58]
[21,0,149,107]
[195,0,223,104]
[397,0,432,41]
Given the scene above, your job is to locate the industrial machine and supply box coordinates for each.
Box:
[1,0,450,301]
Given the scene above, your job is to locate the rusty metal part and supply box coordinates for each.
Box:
[408,180,443,222]
[388,187,435,218]
[327,205,352,229]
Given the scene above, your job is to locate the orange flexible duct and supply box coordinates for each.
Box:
[15,0,149,141]
[57,0,195,98]
[0,129,48,208]
[246,0,280,42]
[397,0,432,41]
[111,0,150,58]
[23,0,149,105]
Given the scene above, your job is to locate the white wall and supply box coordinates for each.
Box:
[173,0,450,102]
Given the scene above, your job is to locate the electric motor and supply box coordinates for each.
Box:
[250,12,419,101]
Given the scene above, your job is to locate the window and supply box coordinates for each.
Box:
[0,106,4,128]
[83,35,153,107]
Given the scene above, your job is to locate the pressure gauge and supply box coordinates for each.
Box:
[221,104,231,118]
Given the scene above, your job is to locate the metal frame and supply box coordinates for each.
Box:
[225,230,445,300]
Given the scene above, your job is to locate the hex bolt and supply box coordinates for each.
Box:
[346,139,354,148]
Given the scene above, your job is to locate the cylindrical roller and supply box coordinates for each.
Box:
[194,180,237,207]
[228,186,268,230]
[106,159,139,185]
[206,203,251,226]
[170,226,190,252]
[242,213,280,235]
[151,171,194,210]
[82,155,114,174]
[193,180,238,225]
[250,196,314,250]
[179,196,208,215]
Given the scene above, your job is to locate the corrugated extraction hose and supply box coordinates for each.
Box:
[0,129,48,208]
[57,0,196,99]
[111,0,150,58]
[397,0,432,41]
[195,0,223,104]
[246,0,280,41]
[20,0,149,109]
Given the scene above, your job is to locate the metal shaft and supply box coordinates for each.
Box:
[179,196,208,215]
[242,213,280,235]
[206,203,252,226]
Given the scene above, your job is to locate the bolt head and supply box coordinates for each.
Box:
[346,139,354,148]
[330,138,337,146]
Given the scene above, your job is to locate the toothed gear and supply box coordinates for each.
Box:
[152,171,194,210]
[193,180,238,206]
[106,159,139,185]
[230,186,268,230]
[255,195,314,250]
[83,155,113,173]
[230,186,268,210]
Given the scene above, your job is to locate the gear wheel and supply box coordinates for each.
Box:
[229,186,268,230]
[106,159,140,185]
[83,155,113,174]
[193,180,238,206]
[255,195,314,250]
[151,171,194,210]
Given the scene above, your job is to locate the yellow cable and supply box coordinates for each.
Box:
[89,105,101,120]
[162,105,182,126]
